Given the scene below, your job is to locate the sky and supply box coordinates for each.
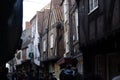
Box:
[23,0,51,30]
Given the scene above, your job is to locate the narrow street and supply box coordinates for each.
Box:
[0,0,120,80]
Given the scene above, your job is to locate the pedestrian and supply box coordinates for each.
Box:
[59,64,74,80]
[112,66,120,80]
[12,71,17,80]
[17,70,23,80]
[48,72,57,80]
[71,58,84,80]
[0,67,9,80]
[72,67,83,80]
[28,69,35,80]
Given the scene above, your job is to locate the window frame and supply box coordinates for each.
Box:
[50,34,54,48]
[43,40,46,52]
[89,0,98,14]
[65,32,69,53]
[75,8,79,41]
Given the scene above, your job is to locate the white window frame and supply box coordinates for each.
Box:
[65,32,69,53]
[75,8,79,41]
[89,0,98,13]
[73,35,75,41]
[50,34,54,48]
[43,40,46,52]
[63,0,69,23]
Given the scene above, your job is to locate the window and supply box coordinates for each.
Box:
[75,8,79,40]
[63,0,69,23]
[89,0,98,13]
[65,32,69,53]
[50,34,54,48]
[73,35,75,41]
[43,40,46,52]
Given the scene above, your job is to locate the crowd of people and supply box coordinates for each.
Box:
[0,58,106,80]
[59,58,83,80]
[4,63,119,80]
[4,58,82,80]
[59,65,83,80]
[7,69,57,80]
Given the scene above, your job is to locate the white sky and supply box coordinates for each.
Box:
[23,0,51,30]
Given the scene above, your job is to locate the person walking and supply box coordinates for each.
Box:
[71,58,83,80]
[59,64,74,80]
[72,67,83,80]
[48,72,57,80]
[112,65,120,80]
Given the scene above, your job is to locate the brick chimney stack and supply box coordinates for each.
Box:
[25,21,31,29]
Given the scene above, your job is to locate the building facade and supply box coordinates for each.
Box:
[30,12,41,66]
[39,0,65,79]
[76,0,120,79]
[69,0,83,74]
[58,0,83,74]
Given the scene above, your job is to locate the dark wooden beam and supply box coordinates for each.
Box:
[107,0,116,29]
[95,19,97,39]
[104,0,116,34]
[103,0,107,33]
[119,0,120,22]
[81,0,88,43]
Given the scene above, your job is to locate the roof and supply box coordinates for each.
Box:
[21,28,32,49]
[30,14,36,24]
[21,39,31,49]
[50,0,64,24]
[40,3,50,11]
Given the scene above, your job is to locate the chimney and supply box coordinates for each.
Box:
[25,21,31,29]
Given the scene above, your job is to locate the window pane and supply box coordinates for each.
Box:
[89,0,98,12]
[50,34,54,48]
[66,43,69,53]
[89,0,94,11]
[75,8,79,40]
[94,0,98,8]
[65,32,69,53]
[66,32,68,43]
[43,40,46,51]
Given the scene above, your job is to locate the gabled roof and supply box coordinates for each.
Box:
[21,39,31,49]
[50,0,64,24]
[21,28,32,49]
[44,9,51,27]
[40,3,50,11]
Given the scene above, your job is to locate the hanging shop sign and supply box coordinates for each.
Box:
[29,52,34,59]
